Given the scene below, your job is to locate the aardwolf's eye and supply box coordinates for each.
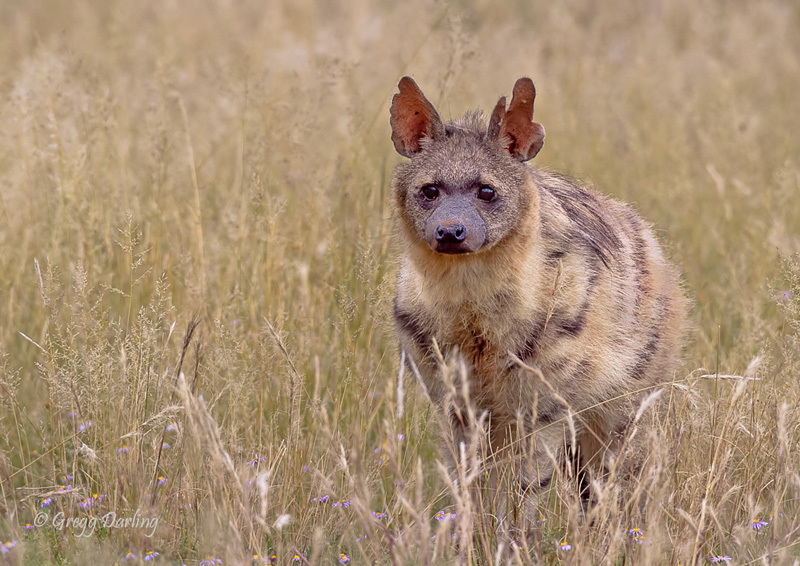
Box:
[421,185,439,200]
[477,186,496,201]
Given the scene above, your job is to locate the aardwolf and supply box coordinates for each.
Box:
[389,76,688,527]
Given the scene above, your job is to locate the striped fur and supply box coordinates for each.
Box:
[389,77,688,523]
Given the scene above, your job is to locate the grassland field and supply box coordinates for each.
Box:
[1,1,800,564]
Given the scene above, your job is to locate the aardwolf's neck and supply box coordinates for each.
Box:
[398,221,547,334]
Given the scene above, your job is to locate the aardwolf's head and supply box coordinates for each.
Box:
[390,77,545,256]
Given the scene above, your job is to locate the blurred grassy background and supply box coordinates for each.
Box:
[0,0,799,564]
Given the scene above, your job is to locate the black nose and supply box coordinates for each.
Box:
[435,223,467,243]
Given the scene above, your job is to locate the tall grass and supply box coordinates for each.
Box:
[1,0,799,564]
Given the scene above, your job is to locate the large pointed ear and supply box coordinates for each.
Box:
[488,78,545,161]
[389,77,445,158]
[487,95,506,140]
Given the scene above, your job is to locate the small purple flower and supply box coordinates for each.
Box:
[434,510,456,521]
[166,424,177,432]
[24,523,35,531]
[1,541,18,554]
[144,550,160,561]
[559,541,572,551]
[397,434,405,441]
[248,455,265,468]
[301,466,310,472]
[292,554,302,562]
[121,552,137,561]
[372,511,387,519]
[339,553,350,563]
[157,475,168,485]
[40,497,53,508]
[78,420,93,431]
[161,443,171,449]
[710,556,731,563]
[333,499,350,508]
[199,558,222,565]
[117,446,129,454]
[78,498,92,509]
[57,484,72,493]
[752,518,769,530]
[627,527,650,544]
[312,495,329,503]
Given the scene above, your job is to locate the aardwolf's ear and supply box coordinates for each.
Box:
[488,77,545,161]
[390,77,445,157]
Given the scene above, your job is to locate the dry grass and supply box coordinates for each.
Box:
[1,0,799,564]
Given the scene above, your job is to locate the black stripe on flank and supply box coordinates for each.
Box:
[520,474,552,494]
[536,406,562,425]
[523,398,565,427]
[630,295,668,380]
[630,228,649,314]
[515,313,548,362]
[556,304,588,337]
[631,330,660,380]
[546,249,566,264]
[586,252,602,289]
[547,355,572,375]
[393,299,430,348]
[545,178,622,268]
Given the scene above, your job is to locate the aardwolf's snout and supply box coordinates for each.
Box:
[428,217,484,254]
[425,197,487,254]
[433,222,468,254]
[434,222,466,243]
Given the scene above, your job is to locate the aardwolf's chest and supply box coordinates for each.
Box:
[438,316,512,389]
[436,322,535,427]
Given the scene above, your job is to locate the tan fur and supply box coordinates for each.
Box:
[389,77,689,527]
